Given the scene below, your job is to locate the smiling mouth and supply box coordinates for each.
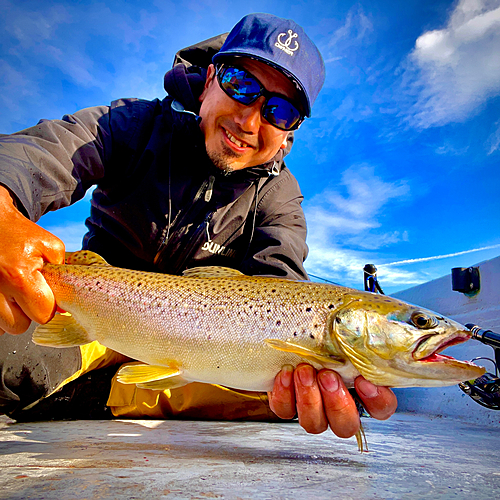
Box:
[223,128,253,150]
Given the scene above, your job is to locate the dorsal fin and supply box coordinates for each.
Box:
[65,250,110,266]
[182,266,245,278]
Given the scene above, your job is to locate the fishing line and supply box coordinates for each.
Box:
[308,274,340,285]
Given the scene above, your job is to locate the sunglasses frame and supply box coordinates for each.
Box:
[215,63,304,131]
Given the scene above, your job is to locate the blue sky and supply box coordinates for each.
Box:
[1,0,499,294]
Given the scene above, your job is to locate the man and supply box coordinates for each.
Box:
[0,14,396,439]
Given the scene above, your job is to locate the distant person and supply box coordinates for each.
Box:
[364,264,385,294]
[0,13,396,438]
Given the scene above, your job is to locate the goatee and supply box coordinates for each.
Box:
[206,146,236,174]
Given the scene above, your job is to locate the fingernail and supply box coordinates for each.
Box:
[281,365,293,388]
[318,371,339,393]
[297,365,314,387]
[357,377,379,398]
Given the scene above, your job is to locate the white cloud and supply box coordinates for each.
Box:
[44,221,88,251]
[115,8,159,47]
[311,6,380,145]
[0,60,38,115]
[435,142,470,156]
[0,1,171,130]
[327,5,373,51]
[303,164,416,288]
[83,186,96,201]
[1,2,92,85]
[327,95,375,140]
[305,243,425,290]
[383,243,500,266]
[403,0,500,128]
[309,165,410,220]
[321,5,374,69]
[39,188,94,251]
[6,4,71,46]
[486,120,500,154]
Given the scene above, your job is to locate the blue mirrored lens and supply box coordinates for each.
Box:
[263,96,301,130]
[220,67,261,103]
[218,66,303,131]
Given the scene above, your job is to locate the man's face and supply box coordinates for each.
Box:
[198,58,300,172]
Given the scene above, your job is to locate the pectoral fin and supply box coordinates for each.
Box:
[117,363,182,385]
[33,313,92,347]
[265,339,345,366]
[333,327,382,383]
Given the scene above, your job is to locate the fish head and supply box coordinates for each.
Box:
[330,292,485,387]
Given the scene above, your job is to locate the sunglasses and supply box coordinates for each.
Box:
[216,64,304,131]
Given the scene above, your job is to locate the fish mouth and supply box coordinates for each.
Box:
[410,329,486,382]
[412,330,472,363]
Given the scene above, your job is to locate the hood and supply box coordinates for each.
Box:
[164,33,228,114]
[164,34,294,176]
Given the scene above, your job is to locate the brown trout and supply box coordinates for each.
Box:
[33,251,484,394]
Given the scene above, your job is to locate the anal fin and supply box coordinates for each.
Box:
[136,375,189,392]
[117,363,182,385]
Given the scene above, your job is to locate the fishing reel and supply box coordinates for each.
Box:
[458,324,500,410]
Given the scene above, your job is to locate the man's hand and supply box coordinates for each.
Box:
[268,364,397,438]
[0,185,65,335]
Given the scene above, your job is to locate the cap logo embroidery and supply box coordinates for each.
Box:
[275,29,299,56]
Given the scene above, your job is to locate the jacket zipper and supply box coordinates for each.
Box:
[204,175,215,202]
[154,175,216,273]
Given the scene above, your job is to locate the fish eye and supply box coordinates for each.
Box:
[410,311,439,329]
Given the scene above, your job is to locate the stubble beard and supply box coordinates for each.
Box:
[206,143,238,174]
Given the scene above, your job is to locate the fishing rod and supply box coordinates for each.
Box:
[466,324,500,351]
[459,324,500,410]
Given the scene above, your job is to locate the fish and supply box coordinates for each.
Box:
[33,250,485,449]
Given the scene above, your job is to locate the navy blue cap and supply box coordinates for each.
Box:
[212,13,325,118]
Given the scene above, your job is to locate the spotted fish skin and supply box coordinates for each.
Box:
[33,251,485,392]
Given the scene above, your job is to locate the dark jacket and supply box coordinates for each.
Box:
[0,39,309,280]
